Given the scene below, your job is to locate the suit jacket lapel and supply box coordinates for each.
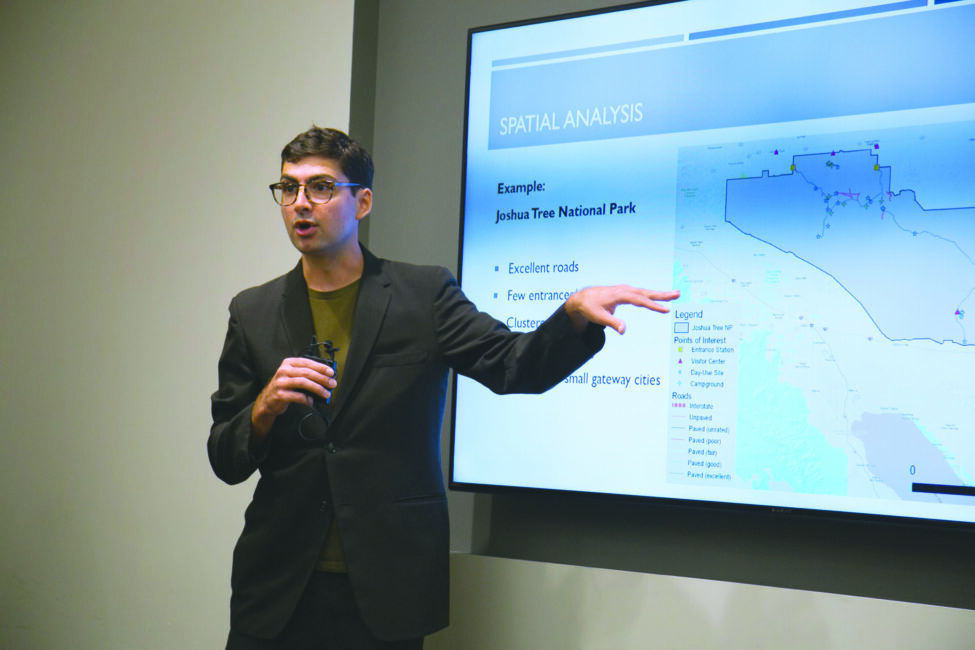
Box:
[329,246,390,424]
[281,261,316,357]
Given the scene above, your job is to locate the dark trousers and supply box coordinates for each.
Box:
[226,572,424,650]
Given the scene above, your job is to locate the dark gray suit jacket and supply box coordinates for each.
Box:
[208,246,603,640]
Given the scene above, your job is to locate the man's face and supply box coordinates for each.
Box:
[278,156,372,259]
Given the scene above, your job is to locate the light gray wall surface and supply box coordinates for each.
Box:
[425,554,975,650]
[0,2,354,647]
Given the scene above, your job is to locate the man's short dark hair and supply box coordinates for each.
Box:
[281,126,374,190]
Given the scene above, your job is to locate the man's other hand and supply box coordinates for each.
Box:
[565,285,680,335]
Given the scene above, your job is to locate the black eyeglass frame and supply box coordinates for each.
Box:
[269,177,363,206]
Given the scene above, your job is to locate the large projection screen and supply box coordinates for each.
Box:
[451,0,975,526]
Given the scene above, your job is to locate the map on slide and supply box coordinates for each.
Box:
[672,122,975,508]
[726,148,975,346]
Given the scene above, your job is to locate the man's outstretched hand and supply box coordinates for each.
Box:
[564,285,680,335]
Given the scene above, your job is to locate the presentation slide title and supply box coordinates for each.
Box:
[498,103,644,136]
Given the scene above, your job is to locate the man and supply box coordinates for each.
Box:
[208,126,679,649]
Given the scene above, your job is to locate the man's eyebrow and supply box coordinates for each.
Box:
[278,174,338,183]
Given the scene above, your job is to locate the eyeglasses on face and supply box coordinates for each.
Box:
[269,177,362,206]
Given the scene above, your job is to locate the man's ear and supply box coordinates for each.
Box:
[355,187,373,221]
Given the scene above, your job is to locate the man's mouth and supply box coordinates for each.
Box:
[293,219,317,236]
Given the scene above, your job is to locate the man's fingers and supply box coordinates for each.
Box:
[611,286,680,315]
[589,307,625,334]
[266,358,337,407]
[648,289,681,303]
[289,356,336,377]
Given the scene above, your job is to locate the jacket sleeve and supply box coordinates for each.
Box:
[207,297,267,485]
[431,267,604,393]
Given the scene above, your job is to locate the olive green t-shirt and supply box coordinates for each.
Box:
[308,280,360,573]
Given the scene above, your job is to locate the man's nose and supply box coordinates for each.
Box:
[293,185,313,210]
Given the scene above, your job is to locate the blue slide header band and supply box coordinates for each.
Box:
[688,0,926,40]
[487,5,975,149]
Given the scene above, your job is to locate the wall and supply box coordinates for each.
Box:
[0,1,354,647]
[425,554,975,650]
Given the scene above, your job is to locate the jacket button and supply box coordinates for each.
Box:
[327,442,338,454]
[319,500,328,512]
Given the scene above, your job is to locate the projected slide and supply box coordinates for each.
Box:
[453,0,975,525]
